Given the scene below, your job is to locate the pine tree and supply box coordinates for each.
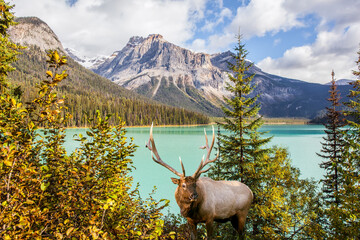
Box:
[317,70,345,205]
[0,0,21,92]
[330,47,360,238]
[208,34,323,239]
[208,34,272,237]
[209,34,271,182]
[345,48,360,125]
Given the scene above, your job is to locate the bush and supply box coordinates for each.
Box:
[0,40,168,238]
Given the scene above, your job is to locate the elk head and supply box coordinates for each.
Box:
[146,124,219,203]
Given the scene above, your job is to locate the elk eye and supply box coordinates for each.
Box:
[182,183,186,188]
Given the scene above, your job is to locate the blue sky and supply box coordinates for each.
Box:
[11,0,360,83]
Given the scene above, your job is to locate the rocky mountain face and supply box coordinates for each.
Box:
[9,17,65,53]
[8,17,210,126]
[17,15,350,119]
[90,34,351,118]
[91,34,228,116]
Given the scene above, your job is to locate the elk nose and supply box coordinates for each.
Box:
[190,193,198,201]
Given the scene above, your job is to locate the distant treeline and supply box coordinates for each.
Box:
[9,46,209,126]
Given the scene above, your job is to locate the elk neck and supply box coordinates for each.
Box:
[175,179,204,218]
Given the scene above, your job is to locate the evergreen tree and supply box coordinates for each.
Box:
[0,0,21,91]
[330,47,360,238]
[345,48,360,125]
[208,34,323,239]
[208,34,271,237]
[10,46,210,127]
[317,70,345,205]
[209,34,271,182]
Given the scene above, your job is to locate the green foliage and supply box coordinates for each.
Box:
[207,34,322,239]
[1,10,169,237]
[325,47,360,239]
[0,3,42,238]
[0,0,22,91]
[316,71,346,238]
[344,48,360,127]
[210,34,272,182]
[317,70,345,206]
[9,46,209,127]
[137,76,224,117]
[161,212,199,239]
[247,147,323,239]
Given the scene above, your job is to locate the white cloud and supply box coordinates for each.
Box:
[256,0,360,83]
[220,8,232,20]
[187,31,235,54]
[229,0,303,39]
[192,0,306,54]
[258,24,360,83]
[188,38,207,53]
[11,0,208,57]
[197,0,360,83]
[200,7,232,33]
[207,32,235,53]
[9,0,360,83]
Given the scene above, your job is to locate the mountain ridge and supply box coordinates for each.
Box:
[65,47,108,69]
[86,34,352,118]
[8,17,210,126]
[325,79,354,85]
[10,17,65,53]
[13,16,352,119]
[88,33,228,116]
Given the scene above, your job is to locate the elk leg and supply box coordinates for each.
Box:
[231,213,247,240]
[187,219,198,240]
[205,220,214,240]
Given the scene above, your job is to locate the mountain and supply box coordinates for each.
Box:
[9,17,65,53]
[325,79,354,85]
[91,34,352,118]
[65,47,109,69]
[7,17,209,126]
[92,34,227,116]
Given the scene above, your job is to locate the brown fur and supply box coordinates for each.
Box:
[172,176,253,240]
[146,125,253,239]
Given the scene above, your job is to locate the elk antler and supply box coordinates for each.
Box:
[146,124,185,177]
[192,126,219,179]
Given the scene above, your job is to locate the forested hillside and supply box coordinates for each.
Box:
[9,46,209,126]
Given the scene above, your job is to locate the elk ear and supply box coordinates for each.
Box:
[171,178,179,185]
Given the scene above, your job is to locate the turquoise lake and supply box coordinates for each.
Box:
[63,125,325,213]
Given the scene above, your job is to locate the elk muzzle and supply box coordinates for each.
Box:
[189,193,198,202]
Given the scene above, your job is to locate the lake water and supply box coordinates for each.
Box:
[63,125,325,213]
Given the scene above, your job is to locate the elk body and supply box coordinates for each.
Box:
[146,125,253,239]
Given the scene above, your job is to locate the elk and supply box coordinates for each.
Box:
[146,125,253,239]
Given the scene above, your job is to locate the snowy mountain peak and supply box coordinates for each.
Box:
[65,48,110,69]
[9,18,354,119]
[325,79,354,86]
